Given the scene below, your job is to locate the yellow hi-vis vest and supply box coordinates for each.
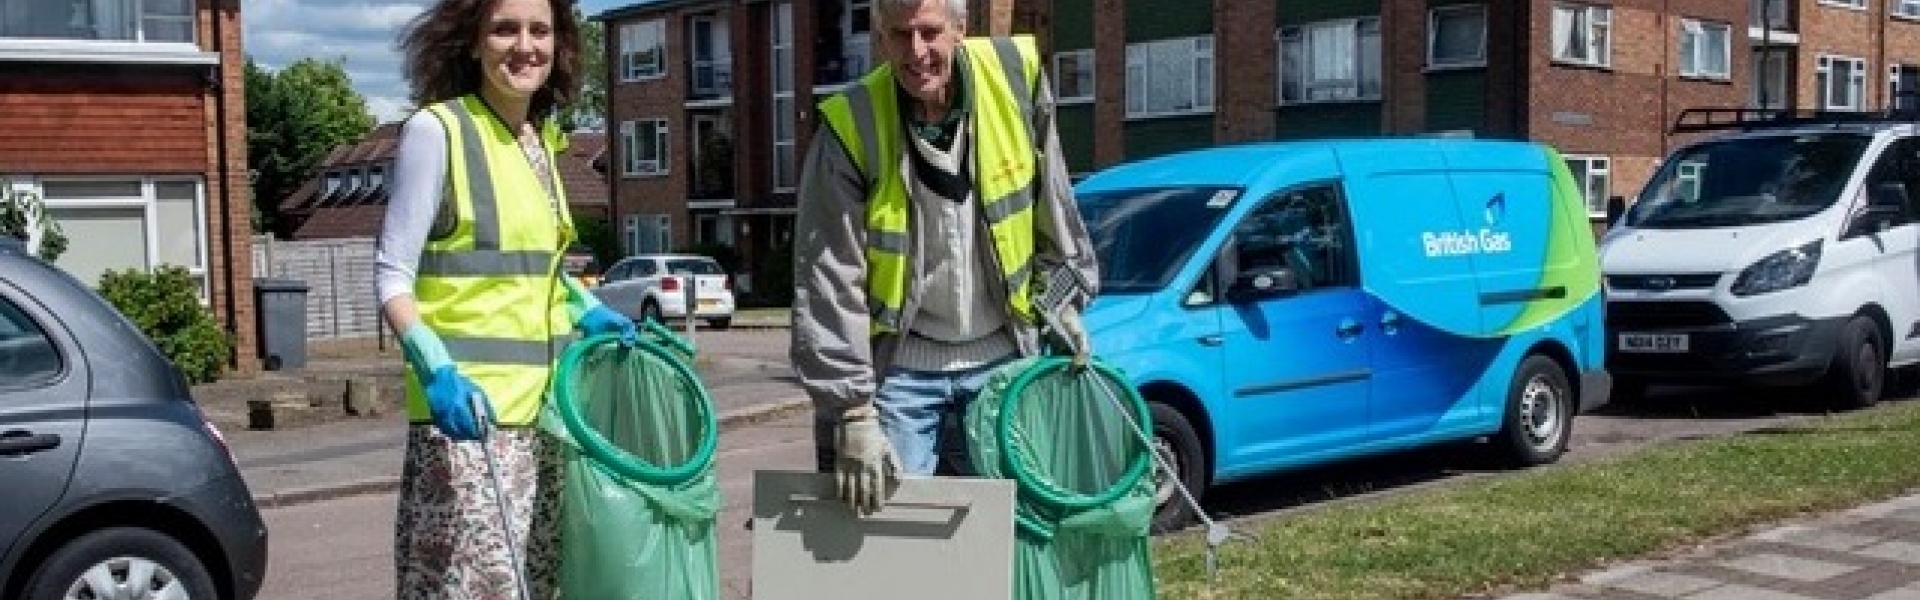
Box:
[407,95,575,426]
[818,36,1043,334]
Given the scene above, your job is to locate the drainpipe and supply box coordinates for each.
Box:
[208,0,241,367]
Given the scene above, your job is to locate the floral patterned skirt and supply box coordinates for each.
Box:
[394,425,563,600]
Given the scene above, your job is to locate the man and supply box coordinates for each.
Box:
[790,0,1100,515]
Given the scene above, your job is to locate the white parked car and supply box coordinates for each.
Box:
[593,254,736,329]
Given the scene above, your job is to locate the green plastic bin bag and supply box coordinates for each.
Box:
[966,356,1157,600]
[543,323,721,600]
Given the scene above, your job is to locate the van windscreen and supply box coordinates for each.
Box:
[1628,133,1872,228]
[1076,186,1240,294]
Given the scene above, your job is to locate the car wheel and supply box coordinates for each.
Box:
[1825,316,1885,410]
[640,300,663,325]
[1147,401,1207,534]
[23,527,219,600]
[706,317,731,330]
[1495,355,1573,467]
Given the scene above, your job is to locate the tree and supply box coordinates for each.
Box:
[246,57,376,237]
[559,6,606,132]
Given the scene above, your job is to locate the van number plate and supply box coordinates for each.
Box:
[1619,333,1689,353]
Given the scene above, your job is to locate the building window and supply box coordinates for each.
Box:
[1551,3,1611,68]
[26,177,207,296]
[624,213,672,255]
[1052,49,1094,104]
[1427,5,1487,69]
[0,0,193,43]
[1678,19,1730,79]
[1892,64,1919,110]
[1279,17,1382,105]
[1897,0,1920,18]
[621,119,669,177]
[620,19,665,81]
[1751,48,1791,109]
[1562,155,1611,216]
[1817,0,1867,9]
[1818,54,1868,110]
[1124,35,1214,119]
[771,1,797,190]
[688,15,731,97]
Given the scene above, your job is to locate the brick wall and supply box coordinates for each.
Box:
[1797,0,1881,109]
[1213,0,1274,143]
[1091,0,1126,167]
[1881,9,1920,108]
[1526,0,1744,202]
[607,8,697,251]
[1382,0,1428,133]
[208,0,257,373]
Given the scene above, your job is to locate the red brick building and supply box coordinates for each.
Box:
[0,0,257,372]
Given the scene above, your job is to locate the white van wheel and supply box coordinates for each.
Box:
[1825,316,1885,410]
[1496,355,1572,467]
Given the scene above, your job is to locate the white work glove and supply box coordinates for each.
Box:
[1054,305,1094,369]
[834,404,899,515]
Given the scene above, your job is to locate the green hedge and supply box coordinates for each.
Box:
[98,266,232,384]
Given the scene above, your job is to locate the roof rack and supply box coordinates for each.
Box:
[1670,105,1920,135]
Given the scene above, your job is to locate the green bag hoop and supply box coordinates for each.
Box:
[994,356,1154,514]
[552,328,718,486]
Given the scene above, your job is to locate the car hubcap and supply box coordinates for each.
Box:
[1519,375,1563,450]
[1151,433,1179,509]
[64,557,186,600]
[1855,343,1881,396]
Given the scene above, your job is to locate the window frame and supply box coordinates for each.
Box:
[620,118,670,178]
[1278,16,1384,105]
[1551,2,1613,69]
[1052,48,1095,105]
[1123,35,1215,120]
[770,1,797,191]
[1562,154,1612,217]
[1891,63,1920,110]
[1427,4,1488,70]
[1816,0,1868,10]
[20,176,208,299]
[1678,19,1732,80]
[1817,54,1868,111]
[620,19,667,82]
[1897,0,1920,18]
[687,14,731,97]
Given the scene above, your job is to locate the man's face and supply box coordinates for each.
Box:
[875,0,964,107]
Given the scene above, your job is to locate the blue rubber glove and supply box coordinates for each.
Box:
[577,304,639,345]
[423,365,494,442]
[399,323,493,441]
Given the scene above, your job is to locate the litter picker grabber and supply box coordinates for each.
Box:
[1031,264,1254,580]
[471,393,533,600]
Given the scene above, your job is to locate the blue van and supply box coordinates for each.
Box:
[1074,138,1610,530]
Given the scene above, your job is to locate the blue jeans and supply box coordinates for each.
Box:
[875,360,1011,476]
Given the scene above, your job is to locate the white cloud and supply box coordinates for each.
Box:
[244,0,430,123]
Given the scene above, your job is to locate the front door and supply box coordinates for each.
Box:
[0,285,85,561]
[1217,183,1373,469]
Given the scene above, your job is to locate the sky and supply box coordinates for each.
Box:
[245,0,635,124]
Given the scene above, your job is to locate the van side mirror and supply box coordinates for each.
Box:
[1226,266,1301,303]
[1605,195,1627,227]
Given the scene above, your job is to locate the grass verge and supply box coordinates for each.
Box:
[1150,401,1920,599]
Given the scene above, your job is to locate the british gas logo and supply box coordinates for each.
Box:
[1422,192,1514,258]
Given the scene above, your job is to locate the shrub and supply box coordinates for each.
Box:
[0,180,67,262]
[98,266,232,384]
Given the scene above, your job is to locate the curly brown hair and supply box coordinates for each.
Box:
[397,0,583,120]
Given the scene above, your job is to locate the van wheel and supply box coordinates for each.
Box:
[23,527,219,600]
[1147,402,1207,534]
[640,300,663,325]
[1495,355,1573,467]
[1825,316,1885,410]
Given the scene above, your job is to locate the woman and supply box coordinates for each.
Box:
[379,0,632,597]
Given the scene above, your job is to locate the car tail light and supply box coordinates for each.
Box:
[661,276,680,292]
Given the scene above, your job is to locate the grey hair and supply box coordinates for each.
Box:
[873,0,967,24]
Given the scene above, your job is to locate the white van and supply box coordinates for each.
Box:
[1599,110,1920,408]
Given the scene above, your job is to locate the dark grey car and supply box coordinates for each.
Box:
[0,240,267,600]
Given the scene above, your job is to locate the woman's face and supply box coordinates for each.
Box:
[476,0,555,101]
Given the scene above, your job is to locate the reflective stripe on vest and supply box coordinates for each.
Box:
[818,36,1043,335]
[409,95,576,426]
